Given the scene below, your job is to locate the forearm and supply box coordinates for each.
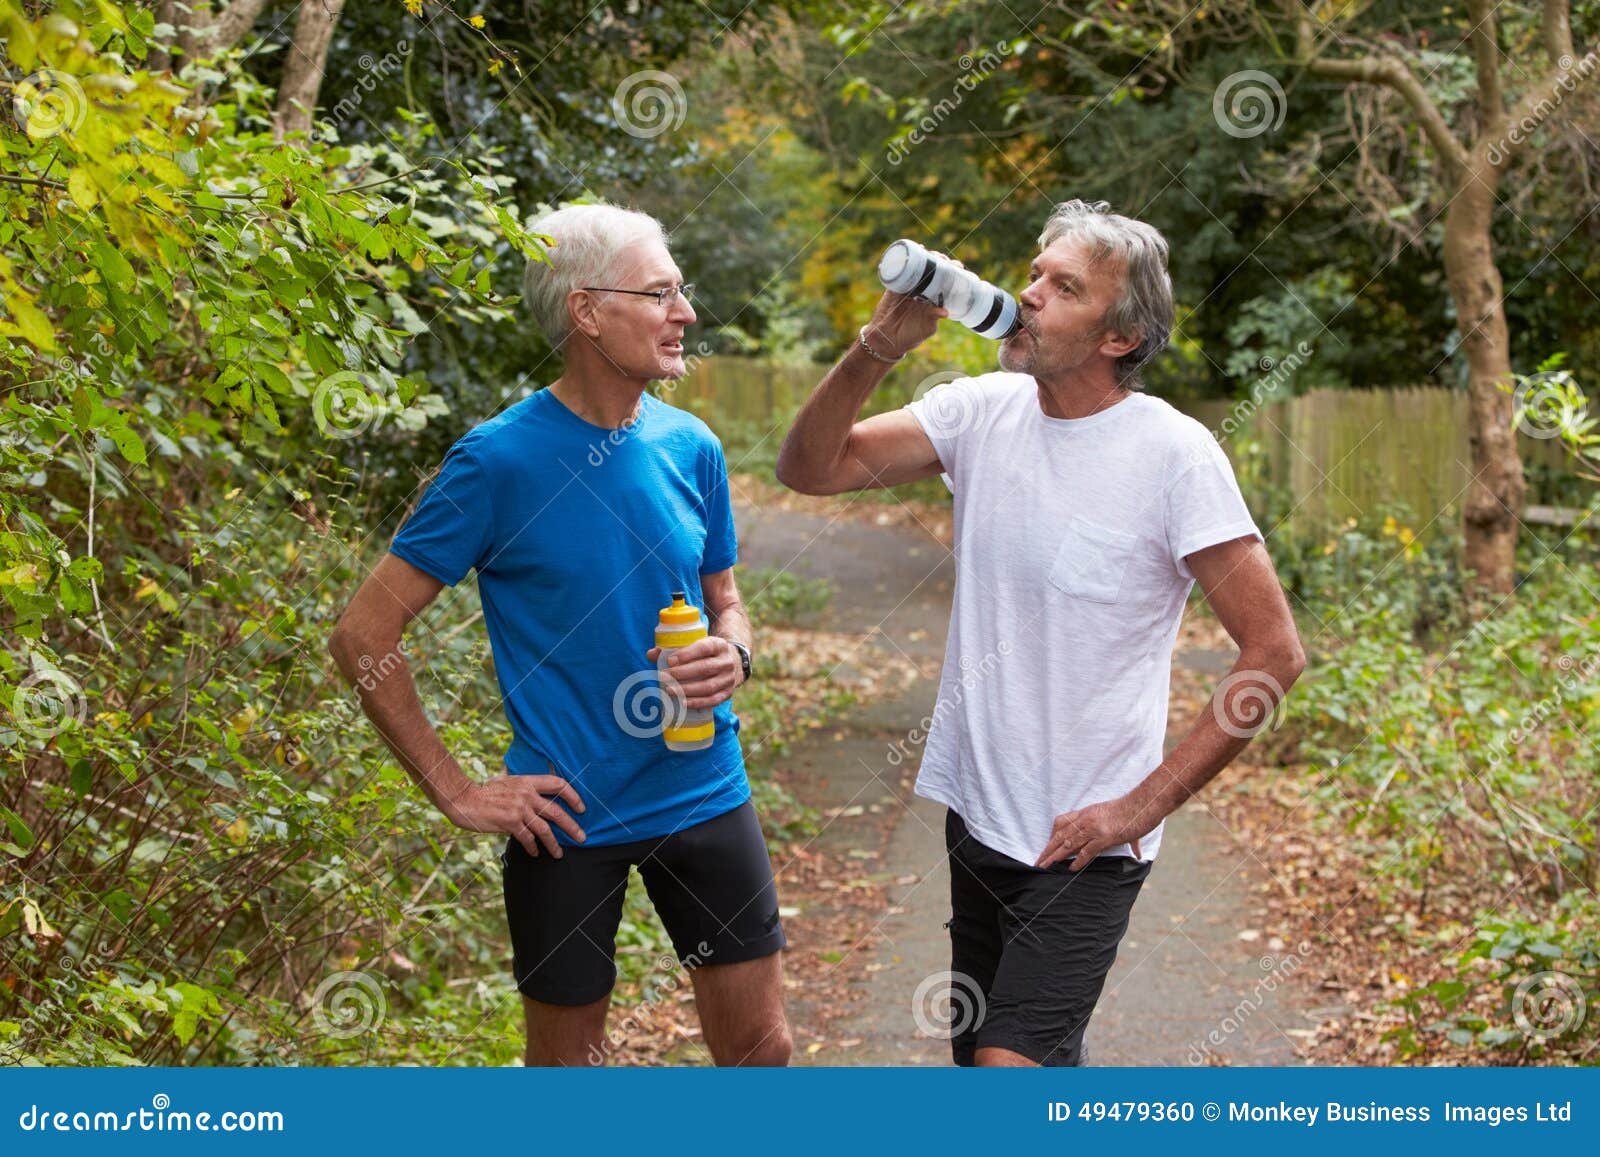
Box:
[775,342,895,490]
[329,628,473,817]
[707,596,753,655]
[1125,648,1304,824]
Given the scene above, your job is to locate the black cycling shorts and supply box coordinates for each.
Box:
[945,808,1151,1066]
[500,800,786,1006]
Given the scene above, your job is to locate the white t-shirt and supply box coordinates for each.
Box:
[904,372,1261,865]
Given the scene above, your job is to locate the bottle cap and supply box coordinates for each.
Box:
[659,591,701,626]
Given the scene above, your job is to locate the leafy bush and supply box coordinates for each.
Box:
[1389,893,1600,1062]
[740,563,836,628]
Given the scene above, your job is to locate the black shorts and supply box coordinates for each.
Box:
[500,800,786,1006]
[944,808,1150,1066]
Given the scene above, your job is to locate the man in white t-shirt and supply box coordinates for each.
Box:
[776,199,1305,1067]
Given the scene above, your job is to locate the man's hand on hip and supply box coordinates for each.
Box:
[444,765,586,859]
[1036,795,1148,871]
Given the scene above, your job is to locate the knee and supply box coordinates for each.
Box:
[725,1017,792,1067]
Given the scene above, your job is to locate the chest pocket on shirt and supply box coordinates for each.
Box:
[1047,514,1139,603]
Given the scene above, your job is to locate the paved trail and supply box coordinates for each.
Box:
[737,497,1313,1066]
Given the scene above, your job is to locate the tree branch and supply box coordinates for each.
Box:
[176,0,273,62]
[275,0,348,140]
[1304,54,1470,176]
[1490,34,1600,170]
[1544,0,1575,65]
[1467,0,1504,130]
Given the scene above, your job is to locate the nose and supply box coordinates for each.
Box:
[671,295,696,326]
[1018,276,1047,312]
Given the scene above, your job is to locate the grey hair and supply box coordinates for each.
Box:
[1038,199,1173,389]
[522,203,669,348]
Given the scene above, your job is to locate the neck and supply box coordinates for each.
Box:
[551,343,649,428]
[1034,366,1131,420]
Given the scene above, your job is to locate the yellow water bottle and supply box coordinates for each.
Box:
[656,591,714,752]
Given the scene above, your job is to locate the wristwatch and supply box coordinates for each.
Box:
[729,640,752,685]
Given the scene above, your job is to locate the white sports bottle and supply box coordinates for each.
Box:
[877,239,1021,339]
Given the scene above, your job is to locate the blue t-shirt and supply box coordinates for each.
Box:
[389,387,749,847]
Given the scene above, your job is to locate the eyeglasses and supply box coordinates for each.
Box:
[581,283,695,307]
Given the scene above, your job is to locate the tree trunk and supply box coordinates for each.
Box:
[276,0,348,140]
[1443,159,1525,597]
[175,0,272,65]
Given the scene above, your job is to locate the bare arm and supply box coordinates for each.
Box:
[775,291,948,495]
[1037,535,1306,870]
[645,566,750,709]
[328,553,585,857]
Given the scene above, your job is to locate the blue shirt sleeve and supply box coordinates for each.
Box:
[699,436,738,575]
[390,439,496,586]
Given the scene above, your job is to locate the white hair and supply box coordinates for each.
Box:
[1039,199,1174,388]
[522,203,669,348]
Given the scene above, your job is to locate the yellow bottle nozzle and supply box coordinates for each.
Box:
[658,590,701,627]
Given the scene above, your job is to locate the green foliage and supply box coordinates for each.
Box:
[1388,894,1600,1062]
[0,1,583,1066]
[741,562,836,628]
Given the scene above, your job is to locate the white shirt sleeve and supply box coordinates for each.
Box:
[1164,436,1263,580]
[904,375,986,489]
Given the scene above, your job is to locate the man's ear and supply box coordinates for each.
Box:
[1099,328,1141,361]
[568,289,602,341]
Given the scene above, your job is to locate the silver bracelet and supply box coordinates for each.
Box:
[857,325,904,364]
